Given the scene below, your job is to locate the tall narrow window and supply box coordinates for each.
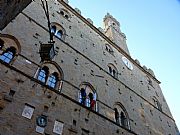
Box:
[35,63,63,90]
[114,108,120,125]
[120,111,127,127]
[47,72,58,88]
[0,47,16,63]
[38,66,49,83]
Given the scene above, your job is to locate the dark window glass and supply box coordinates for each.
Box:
[109,66,112,74]
[65,14,69,19]
[60,11,64,16]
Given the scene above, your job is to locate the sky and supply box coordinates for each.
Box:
[68,0,180,130]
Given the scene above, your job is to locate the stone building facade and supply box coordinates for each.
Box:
[0,0,179,135]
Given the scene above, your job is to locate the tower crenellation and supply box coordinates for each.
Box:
[103,13,130,55]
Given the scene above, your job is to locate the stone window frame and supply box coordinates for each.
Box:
[114,102,131,130]
[35,61,63,90]
[0,34,21,64]
[105,44,114,55]
[107,63,118,79]
[50,22,66,41]
[78,82,98,111]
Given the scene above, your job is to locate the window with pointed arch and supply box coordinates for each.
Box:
[105,44,113,55]
[79,83,97,111]
[0,35,20,64]
[36,63,63,90]
[0,47,16,64]
[114,103,130,129]
[153,97,162,111]
[108,63,118,79]
[50,23,66,40]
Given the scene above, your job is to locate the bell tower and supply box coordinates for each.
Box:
[103,13,130,55]
[0,0,31,30]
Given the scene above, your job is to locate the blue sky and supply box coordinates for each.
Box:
[68,0,180,130]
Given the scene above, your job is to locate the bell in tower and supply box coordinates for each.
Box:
[103,13,130,55]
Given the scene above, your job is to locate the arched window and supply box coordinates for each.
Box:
[105,44,113,54]
[108,63,118,79]
[38,66,49,83]
[114,103,130,129]
[79,83,97,111]
[50,23,66,41]
[153,97,162,111]
[0,47,16,63]
[0,34,21,64]
[47,72,58,88]
[36,62,63,90]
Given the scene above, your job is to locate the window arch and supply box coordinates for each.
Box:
[108,63,118,78]
[50,23,66,41]
[36,62,63,90]
[79,83,97,111]
[114,103,130,129]
[105,44,113,54]
[0,34,21,64]
[153,97,162,111]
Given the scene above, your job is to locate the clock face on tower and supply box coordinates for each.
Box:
[122,56,133,70]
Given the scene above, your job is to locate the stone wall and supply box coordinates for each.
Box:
[0,0,179,134]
